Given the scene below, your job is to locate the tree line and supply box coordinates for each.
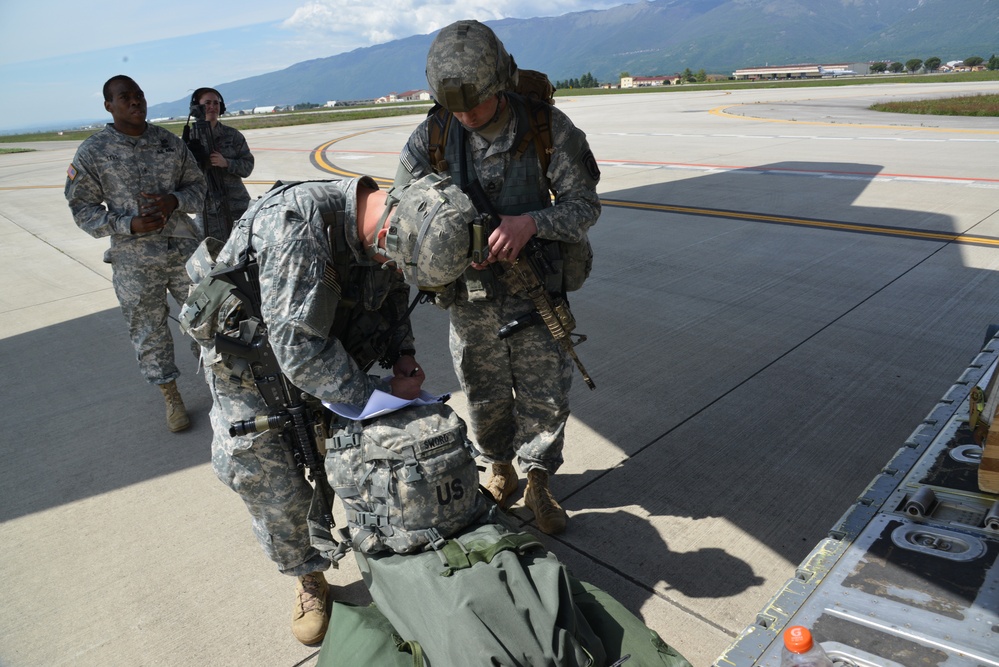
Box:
[872,55,998,74]
[553,73,601,89]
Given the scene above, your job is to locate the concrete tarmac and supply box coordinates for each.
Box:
[2,80,998,666]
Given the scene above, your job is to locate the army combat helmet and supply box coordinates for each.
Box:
[380,173,476,290]
[426,20,517,112]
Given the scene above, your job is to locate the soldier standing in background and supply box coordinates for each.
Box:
[393,20,601,534]
[65,74,206,433]
[184,87,254,241]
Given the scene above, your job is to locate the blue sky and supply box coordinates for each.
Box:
[0,0,626,134]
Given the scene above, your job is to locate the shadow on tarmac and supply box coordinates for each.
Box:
[2,308,212,523]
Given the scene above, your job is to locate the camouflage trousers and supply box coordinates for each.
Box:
[205,365,330,577]
[449,289,573,475]
[109,234,199,385]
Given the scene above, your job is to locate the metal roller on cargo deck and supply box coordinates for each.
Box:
[985,500,999,532]
[903,487,937,518]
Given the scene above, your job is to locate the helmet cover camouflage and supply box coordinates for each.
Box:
[425,20,517,112]
[383,173,475,289]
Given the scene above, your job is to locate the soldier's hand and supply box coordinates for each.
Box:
[393,354,422,379]
[473,213,538,268]
[139,192,178,220]
[129,213,167,234]
[208,151,228,169]
[132,193,179,234]
[389,375,424,400]
[390,355,425,399]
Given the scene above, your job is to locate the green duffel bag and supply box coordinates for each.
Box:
[355,508,606,667]
[318,506,694,667]
[570,577,693,667]
[316,600,424,667]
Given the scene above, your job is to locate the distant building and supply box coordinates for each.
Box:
[620,75,681,88]
[375,90,431,104]
[324,100,337,108]
[731,63,869,80]
[397,89,431,102]
[252,106,277,114]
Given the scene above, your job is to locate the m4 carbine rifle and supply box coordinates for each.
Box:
[464,180,595,390]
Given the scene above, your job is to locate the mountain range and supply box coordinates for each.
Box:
[149,0,999,118]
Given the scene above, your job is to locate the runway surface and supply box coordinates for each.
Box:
[2,80,998,666]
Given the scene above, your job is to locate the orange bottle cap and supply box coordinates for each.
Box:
[784,626,814,653]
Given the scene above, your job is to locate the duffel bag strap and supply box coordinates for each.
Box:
[437,532,543,576]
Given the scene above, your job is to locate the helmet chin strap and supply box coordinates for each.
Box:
[366,199,396,264]
[458,94,507,136]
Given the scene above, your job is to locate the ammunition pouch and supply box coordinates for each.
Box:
[559,234,593,292]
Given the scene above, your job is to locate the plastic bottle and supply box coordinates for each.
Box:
[780,626,834,666]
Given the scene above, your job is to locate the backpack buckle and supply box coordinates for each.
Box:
[399,460,423,483]
[328,432,362,451]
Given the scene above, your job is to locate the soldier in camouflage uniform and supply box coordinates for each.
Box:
[185,174,476,644]
[65,75,207,433]
[393,20,601,535]
[184,87,254,241]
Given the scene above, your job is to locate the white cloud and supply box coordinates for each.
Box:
[281,1,627,52]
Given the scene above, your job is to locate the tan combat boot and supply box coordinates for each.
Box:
[292,571,329,645]
[484,462,519,507]
[158,381,190,432]
[524,469,567,535]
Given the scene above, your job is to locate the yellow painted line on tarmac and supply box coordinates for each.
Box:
[709,104,999,134]
[602,198,999,247]
[312,128,394,185]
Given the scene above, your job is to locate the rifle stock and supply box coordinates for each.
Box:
[463,181,595,390]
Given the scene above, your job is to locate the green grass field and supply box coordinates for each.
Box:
[870,93,999,116]
[2,70,997,144]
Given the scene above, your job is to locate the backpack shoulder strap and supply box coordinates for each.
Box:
[426,104,453,174]
[510,95,555,194]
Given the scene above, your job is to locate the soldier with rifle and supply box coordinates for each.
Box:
[180,173,477,645]
[183,87,254,241]
[393,20,602,535]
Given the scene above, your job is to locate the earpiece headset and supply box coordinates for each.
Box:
[190,87,226,115]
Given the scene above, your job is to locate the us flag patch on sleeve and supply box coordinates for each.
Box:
[67,164,78,180]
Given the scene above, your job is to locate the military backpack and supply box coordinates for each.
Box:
[325,400,487,555]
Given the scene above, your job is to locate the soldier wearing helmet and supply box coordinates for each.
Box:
[182,173,475,645]
[394,20,602,535]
